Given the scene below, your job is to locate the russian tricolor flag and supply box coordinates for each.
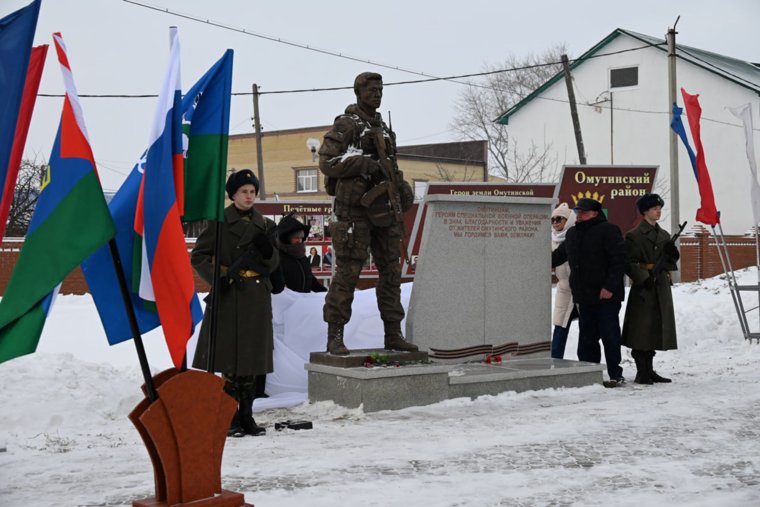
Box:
[134,27,202,369]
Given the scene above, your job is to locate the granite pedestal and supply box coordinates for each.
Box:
[306,352,604,412]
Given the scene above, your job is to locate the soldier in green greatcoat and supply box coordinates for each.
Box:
[622,193,679,384]
[192,169,280,436]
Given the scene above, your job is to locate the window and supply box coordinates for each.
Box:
[296,168,318,193]
[610,66,638,88]
[414,180,428,201]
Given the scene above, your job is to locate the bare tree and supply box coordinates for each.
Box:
[427,163,479,182]
[451,45,566,182]
[505,139,558,183]
[5,157,46,237]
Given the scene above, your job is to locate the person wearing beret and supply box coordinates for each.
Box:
[552,197,628,388]
[191,169,280,437]
[622,193,679,385]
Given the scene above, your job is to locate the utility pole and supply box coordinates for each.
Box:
[667,17,681,281]
[252,83,267,199]
[561,54,586,165]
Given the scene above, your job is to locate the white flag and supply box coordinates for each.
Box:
[728,103,760,228]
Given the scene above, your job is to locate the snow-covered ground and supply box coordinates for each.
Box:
[2,270,760,506]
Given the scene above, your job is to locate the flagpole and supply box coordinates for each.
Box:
[206,223,223,372]
[108,239,158,401]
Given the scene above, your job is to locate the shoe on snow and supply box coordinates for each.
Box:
[603,377,626,388]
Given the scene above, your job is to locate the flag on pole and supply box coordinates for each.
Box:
[181,49,233,223]
[670,89,720,226]
[81,50,233,347]
[727,103,760,228]
[1,44,49,239]
[0,33,115,363]
[0,0,41,233]
[135,27,202,368]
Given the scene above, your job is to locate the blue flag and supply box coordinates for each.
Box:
[81,50,234,346]
[670,103,698,179]
[0,0,41,197]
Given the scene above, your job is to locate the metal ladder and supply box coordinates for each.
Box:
[710,224,760,343]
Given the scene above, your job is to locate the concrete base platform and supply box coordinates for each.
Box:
[305,355,604,412]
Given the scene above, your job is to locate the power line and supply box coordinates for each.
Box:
[122,0,452,82]
[36,44,659,99]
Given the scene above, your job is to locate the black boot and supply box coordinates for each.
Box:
[255,375,269,398]
[239,395,266,436]
[326,323,349,355]
[224,382,246,438]
[647,351,672,383]
[632,349,653,385]
[383,321,418,352]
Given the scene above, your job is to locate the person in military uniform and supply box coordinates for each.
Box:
[318,72,417,355]
[192,169,280,436]
[622,193,679,384]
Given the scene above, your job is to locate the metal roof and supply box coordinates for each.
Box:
[496,28,760,125]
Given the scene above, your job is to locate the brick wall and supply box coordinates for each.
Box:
[680,230,758,281]
[1,233,757,296]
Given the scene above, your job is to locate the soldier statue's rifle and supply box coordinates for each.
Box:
[362,112,412,264]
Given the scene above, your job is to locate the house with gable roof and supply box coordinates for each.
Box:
[497,28,760,235]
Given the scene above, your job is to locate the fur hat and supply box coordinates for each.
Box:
[552,202,572,220]
[636,193,665,214]
[277,215,310,243]
[225,169,259,198]
[573,198,602,212]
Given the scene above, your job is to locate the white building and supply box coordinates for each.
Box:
[497,28,760,235]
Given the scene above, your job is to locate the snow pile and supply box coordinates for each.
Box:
[1,270,759,506]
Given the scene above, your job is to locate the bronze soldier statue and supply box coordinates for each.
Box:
[318,72,417,355]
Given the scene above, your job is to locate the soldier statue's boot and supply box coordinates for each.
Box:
[239,395,266,436]
[326,323,349,355]
[647,351,672,383]
[383,321,418,352]
[631,349,653,385]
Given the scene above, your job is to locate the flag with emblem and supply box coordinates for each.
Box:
[82,49,233,350]
[0,32,115,363]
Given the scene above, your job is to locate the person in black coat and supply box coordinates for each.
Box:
[308,246,321,269]
[551,198,628,387]
[272,215,328,294]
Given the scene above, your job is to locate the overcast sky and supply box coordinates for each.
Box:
[5,0,759,191]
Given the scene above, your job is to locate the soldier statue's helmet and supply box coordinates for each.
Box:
[636,193,665,214]
[354,72,383,94]
[226,169,259,198]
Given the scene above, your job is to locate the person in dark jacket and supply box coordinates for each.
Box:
[308,247,321,269]
[622,193,679,384]
[552,198,628,387]
[192,169,279,437]
[273,215,328,294]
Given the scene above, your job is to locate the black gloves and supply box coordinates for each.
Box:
[664,240,680,261]
[643,271,656,290]
[252,233,273,259]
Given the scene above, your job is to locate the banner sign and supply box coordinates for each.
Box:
[554,165,658,233]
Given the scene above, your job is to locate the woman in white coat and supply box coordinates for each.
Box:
[551,203,577,359]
